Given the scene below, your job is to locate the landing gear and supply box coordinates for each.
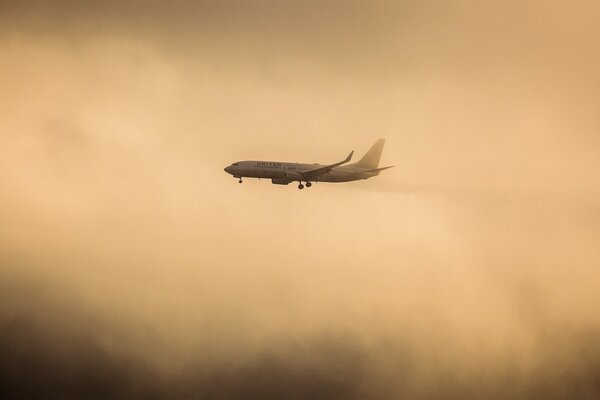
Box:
[298,183,304,190]
[238,178,243,184]
[306,182,312,188]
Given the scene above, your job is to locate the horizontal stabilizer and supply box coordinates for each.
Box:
[362,165,394,174]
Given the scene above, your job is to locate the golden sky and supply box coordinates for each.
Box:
[1,1,600,398]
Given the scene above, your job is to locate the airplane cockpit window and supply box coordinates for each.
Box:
[233,163,240,166]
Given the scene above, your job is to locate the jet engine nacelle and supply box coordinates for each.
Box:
[284,172,303,181]
[271,178,291,185]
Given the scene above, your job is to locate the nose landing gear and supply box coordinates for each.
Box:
[238,178,243,183]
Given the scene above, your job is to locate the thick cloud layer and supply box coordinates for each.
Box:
[2,273,600,399]
[1,1,600,398]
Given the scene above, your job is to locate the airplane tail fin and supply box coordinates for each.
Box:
[352,138,385,169]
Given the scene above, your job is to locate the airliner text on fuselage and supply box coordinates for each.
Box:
[224,139,392,189]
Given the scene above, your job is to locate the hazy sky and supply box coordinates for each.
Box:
[1,1,600,398]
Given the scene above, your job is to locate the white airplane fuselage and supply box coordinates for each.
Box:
[224,161,381,184]
[224,139,391,188]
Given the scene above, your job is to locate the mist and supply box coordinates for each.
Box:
[1,1,600,398]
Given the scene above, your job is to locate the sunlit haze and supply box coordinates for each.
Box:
[1,1,600,398]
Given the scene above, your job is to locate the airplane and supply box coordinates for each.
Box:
[224,138,393,189]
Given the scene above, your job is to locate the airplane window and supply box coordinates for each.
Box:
[233,163,240,166]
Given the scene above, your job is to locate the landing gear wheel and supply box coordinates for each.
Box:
[238,179,243,184]
[298,183,304,190]
[306,182,312,187]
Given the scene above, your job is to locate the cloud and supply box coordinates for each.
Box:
[1,1,600,398]
[2,274,600,399]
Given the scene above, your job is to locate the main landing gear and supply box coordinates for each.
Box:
[306,182,312,187]
[298,182,312,190]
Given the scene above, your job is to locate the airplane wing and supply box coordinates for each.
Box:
[300,151,354,178]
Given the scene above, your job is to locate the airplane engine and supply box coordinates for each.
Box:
[271,178,291,185]
[284,172,303,181]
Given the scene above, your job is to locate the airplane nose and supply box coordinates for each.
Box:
[224,166,231,174]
